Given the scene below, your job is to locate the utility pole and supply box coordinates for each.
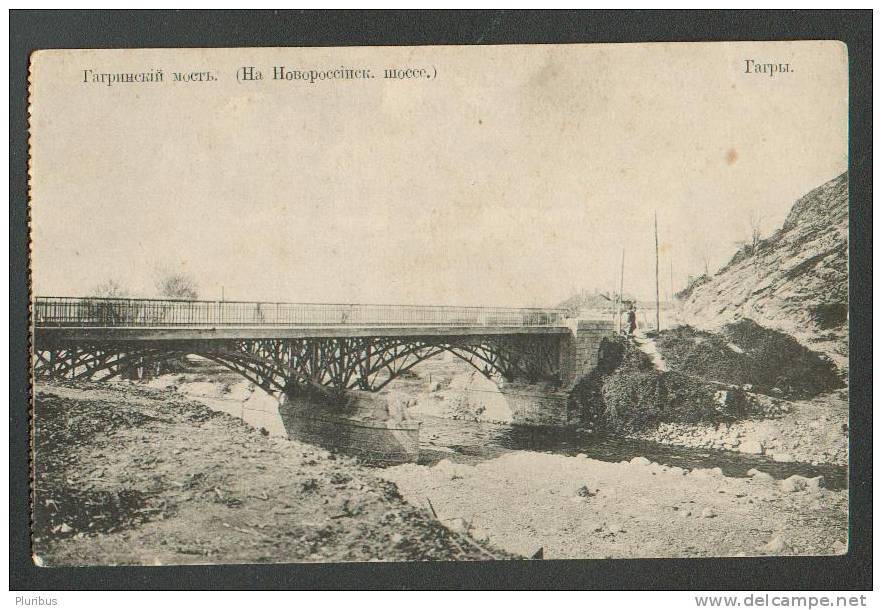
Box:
[654,212,660,333]
[617,248,625,333]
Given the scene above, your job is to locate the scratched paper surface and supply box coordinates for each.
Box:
[30,43,849,565]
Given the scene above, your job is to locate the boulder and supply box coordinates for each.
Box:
[629,456,651,466]
[435,459,474,480]
[444,517,468,534]
[470,527,490,543]
[759,535,792,555]
[701,507,717,518]
[779,474,824,493]
[772,453,795,463]
[740,440,764,455]
[780,475,808,492]
[746,468,775,482]
[805,476,826,491]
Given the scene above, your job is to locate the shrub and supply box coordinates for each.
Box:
[653,320,843,399]
[569,337,755,433]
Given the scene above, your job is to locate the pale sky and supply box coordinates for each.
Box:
[31,42,847,306]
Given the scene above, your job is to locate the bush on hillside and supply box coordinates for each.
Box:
[655,320,843,399]
[570,337,754,433]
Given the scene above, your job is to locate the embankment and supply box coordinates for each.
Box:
[32,381,509,565]
[568,322,847,465]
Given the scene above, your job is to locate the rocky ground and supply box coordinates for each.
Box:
[378,347,850,560]
[630,389,848,466]
[381,451,848,560]
[382,355,515,424]
[32,346,850,565]
[32,381,509,566]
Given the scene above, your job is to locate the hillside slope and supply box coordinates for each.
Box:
[679,173,848,370]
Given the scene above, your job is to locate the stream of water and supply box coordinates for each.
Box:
[415,415,847,489]
[187,390,847,491]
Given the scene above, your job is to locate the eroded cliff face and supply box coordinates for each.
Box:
[679,173,848,371]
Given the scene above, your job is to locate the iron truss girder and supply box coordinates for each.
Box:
[32,334,563,395]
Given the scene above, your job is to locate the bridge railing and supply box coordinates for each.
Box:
[33,297,570,328]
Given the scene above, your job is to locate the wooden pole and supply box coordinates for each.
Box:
[654,212,660,333]
[618,248,625,333]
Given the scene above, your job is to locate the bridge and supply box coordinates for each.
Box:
[32,296,614,426]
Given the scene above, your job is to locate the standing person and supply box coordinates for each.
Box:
[627,303,637,336]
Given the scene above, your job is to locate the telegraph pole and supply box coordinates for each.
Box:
[654,213,660,333]
[617,248,625,333]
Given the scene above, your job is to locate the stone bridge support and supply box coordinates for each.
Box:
[500,319,614,427]
[559,319,616,388]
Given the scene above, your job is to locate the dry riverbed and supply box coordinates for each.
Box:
[32,381,507,566]
[33,377,849,565]
[381,452,848,559]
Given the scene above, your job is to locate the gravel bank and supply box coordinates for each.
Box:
[629,390,848,466]
[33,381,509,566]
[381,451,848,559]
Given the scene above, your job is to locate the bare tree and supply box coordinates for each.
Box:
[155,271,199,300]
[748,210,764,254]
[700,240,712,277]
[152,269,199,374]
[90,278,128,298]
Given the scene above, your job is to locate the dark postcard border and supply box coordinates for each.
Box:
[10,10,872,591]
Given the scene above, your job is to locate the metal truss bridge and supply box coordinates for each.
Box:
[33,297,573,395]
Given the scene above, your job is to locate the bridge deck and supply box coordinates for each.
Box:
[33,297,571,345]
[35,324,570,343]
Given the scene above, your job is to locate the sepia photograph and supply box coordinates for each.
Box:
[26,38,853,570]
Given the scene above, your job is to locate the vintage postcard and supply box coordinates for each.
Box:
[29,42,848,565]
